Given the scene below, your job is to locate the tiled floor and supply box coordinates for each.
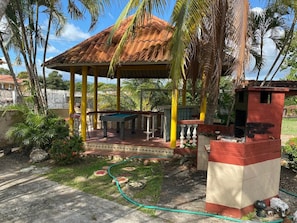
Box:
[84,128,179,157]
[86,128,175,147]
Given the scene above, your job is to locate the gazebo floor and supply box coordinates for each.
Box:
[84,128,178,158]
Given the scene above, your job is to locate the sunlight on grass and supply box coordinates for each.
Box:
[45,157,163,215]
[282,118,297,135]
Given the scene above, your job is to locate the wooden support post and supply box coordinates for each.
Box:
[93,72,98,129]
[170,87,178,148]
[116,71,120,111]
[81,66,88,141]
[69,67,75,134]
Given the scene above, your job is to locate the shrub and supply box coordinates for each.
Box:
[49,135,85,165]
[282,137,297,171]
[5,109,69,154]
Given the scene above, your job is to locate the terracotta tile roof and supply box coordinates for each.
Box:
[0,75,23,84]
[44,15,173,78]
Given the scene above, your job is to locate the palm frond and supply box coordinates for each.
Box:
[227,0,249,84]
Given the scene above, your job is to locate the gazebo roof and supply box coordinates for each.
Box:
[44,15,173,78]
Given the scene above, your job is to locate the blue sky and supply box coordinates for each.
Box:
[0,0,290,82]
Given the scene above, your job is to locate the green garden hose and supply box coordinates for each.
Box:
[280,188,297,198]
[107,156,295,223]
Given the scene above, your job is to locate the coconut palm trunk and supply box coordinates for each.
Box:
[0,0,9,19]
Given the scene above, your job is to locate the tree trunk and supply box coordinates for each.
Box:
[0,0,9,20]
[0,34,23,103]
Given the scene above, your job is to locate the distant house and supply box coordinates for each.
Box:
[0,74,24,91]
[0,75,24,105]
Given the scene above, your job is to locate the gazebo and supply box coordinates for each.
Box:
[44,15,183,146]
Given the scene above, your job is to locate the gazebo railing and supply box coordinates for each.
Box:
[178,120,204,148]
[177,120,234,148]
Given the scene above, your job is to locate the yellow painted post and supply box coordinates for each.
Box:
[81,66,88,141]
[182,78,186,106]
[93,73,98,129]
[170,87,178,148]
[116,71,120,111]
[200,96,207,121]
[200,73,207,121]
[69,68,75,134]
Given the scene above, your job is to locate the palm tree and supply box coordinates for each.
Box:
[1,0,108,114]
[122,79,169,111]
[262,0,297,85]
[0,0,9,19]
[248,1,289,83]
[108,0,249,126]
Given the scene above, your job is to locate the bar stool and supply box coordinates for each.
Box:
[142,113,158,140]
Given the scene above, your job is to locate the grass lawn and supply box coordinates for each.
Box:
[45,156,163,216]
[282,117,297,135]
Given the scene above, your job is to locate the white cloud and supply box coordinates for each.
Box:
[51,23,90,42]
[0,17,12,45]
[245,37,289,80]
[0,57,9,70]
[245,7,289,80]
[251,7,264,16]
[46,45,60,54]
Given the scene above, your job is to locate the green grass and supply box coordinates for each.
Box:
[45,157,163,215]
[282,117,297,135]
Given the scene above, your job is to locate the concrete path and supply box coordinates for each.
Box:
[0,167,167,223]
[0,162,236,223]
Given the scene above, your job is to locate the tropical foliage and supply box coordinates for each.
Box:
[108,0,249,124]
[0,0,9,20]
[283,137,297,171]
[122,79,171,111]
[49,135,85,165]
[5,104,69,154]
[260,0,297,85]
[248,2,289,82]
[1,0,108,114]
[40,71,69,90]
[2,0,297,137]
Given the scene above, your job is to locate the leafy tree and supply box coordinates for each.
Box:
[248,2,288,82]
[75,81,93,93]
[122,79,170,111]
[97,83,117,110]
[17,71,28,79]
[45,71,68,90]
[1,0,107,114]
[282,66,297,106]
[283,30,297,76]
[0,67,10,75]
[261,0,297,85]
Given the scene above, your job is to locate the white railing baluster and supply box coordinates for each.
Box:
[192,124,198,146]
[180,124,186,148]
[178,120,204,148]
[186,124,192,143]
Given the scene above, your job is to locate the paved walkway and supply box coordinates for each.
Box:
[0,166,167,223]
[0,160,234,223]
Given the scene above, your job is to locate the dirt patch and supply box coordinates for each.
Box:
[157,157,297,222]
[0,148,30,171]
[280,166,297,196]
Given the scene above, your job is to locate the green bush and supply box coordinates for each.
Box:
[282,137,297,171]
[49,135,85,165]
[5,105,70,154]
